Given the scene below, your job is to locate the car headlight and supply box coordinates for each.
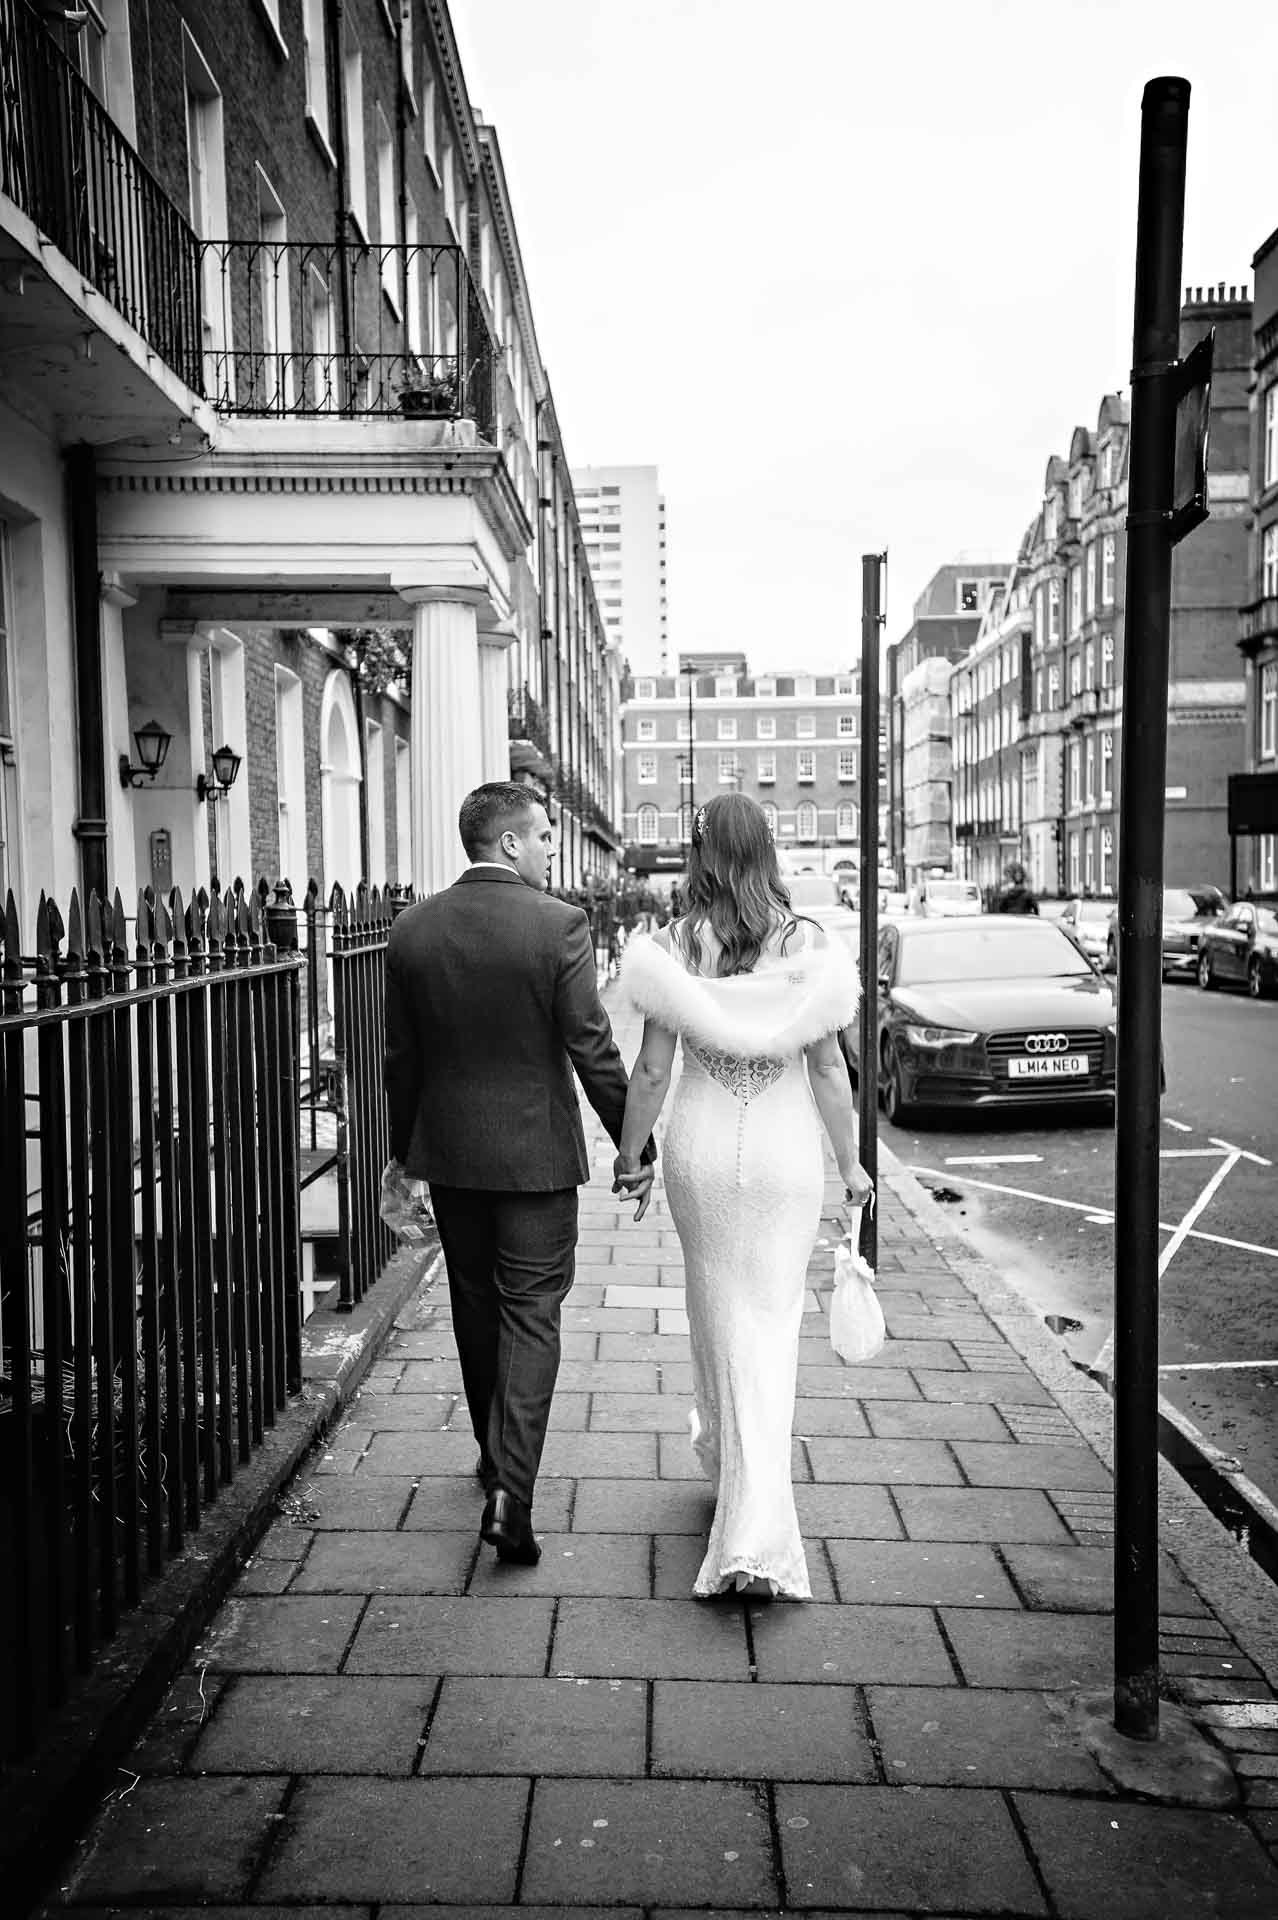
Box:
[904,1024,979,1049]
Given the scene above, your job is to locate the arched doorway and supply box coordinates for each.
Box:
[320,668,362,898]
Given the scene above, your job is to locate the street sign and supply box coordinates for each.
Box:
[1169,328,1213,546]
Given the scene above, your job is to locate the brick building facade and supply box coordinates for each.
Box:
[1238,225,1278,896]
[621,664,862,884]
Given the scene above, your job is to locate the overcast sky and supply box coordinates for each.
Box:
[452,0,1276,672]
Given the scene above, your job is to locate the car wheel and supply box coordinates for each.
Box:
[1197,948,1214,991]
[1105,935,1117,974]
[881,1040,912,1127]
[1247,955,1264,1000]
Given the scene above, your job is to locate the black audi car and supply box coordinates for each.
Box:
[839,915,1118,1123]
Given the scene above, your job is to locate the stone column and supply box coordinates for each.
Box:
[477,617,517,784]
[100,573,140,908]
[403,590,485,894]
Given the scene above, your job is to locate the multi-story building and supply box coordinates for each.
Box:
[949,286,1249,905]
[621,662,862,882]
[886,562,1008,881]
[1238,226,1278,895]
[0,0,618,936]
[571,464,669,676]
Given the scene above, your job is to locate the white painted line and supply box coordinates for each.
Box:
[1159,1148,1229,1159]
[1165,1117,1193,1133]
[944,1153,1044,1166]
[1158,1359,1278,1372]
[1157,1149,1241,1281]
[1175,1225,1278,1261]
[1093,1332,1114,1378]
[909,1167,1110,1221]
[1208,1136,1273,1168]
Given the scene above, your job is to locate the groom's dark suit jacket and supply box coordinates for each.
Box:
[384,865,645,1190]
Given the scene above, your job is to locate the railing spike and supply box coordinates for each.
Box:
[206,890,226,943]
[47,895,65,951]
[135,888,153,953]
[196,884,210,912]
[153,891,172,949]
[86,890,104,962]
[66,889,84,962]
[329,881,346,915]
[35,892,53,965]
[111,886,129,961]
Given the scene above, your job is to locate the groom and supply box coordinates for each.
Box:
[384,782,654,1564]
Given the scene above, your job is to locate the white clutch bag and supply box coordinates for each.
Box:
[829,1211,885,1364]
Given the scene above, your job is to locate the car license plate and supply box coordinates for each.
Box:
[1008,1054,1088,1079]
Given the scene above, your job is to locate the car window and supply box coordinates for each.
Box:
[1257,908,1278,937]
[877,926,897,980]
[786,875,838,909]
[1078,901,1111,922]
[1060,902,1076,924]
[897,923,1093,985]
[1163,889,1197,920]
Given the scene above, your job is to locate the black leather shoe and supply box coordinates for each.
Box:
[480,1487,540,1565]
[475,1454,496,1494]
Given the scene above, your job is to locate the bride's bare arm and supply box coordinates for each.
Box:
[804,1032,870,1200]
[618,1018,677,1172]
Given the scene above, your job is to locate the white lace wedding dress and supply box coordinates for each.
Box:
[620,925,860,1598]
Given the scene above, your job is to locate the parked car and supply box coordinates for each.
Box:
[784,871,858,937]
[838,914,1118,1124]
[1103,885,1228,978]
[1197,901,1278,998]
[1058,897,1112,965]
[914,877,982,919]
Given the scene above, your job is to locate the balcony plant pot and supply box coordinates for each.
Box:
[398,377,457,419]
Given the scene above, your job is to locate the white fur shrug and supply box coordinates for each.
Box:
[619,929,860,1058]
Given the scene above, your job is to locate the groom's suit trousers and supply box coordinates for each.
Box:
[429,1184,579,1508]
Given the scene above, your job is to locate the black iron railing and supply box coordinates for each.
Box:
[508,682,553,758]
[0,881,302,1760]
[0,0,203,389]
[197,239,497,433]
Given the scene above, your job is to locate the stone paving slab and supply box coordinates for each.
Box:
[550,1598,753,1679]
[867,1683,1111,1791]
[774,1783,1046,1914]
[571,1477,719,1534]
[894,1486,1072,1544]
[915,1367,1054,1404]
[651,1679,876,1781]
[344,1597,555,1675]
[652,1532,838,1603]
[290,1529,477,1594]
[825,1540,1020,1608]
[466,1533,652,1599]
[196,1596,366,1673]
[520,1777,776,1908]
[939,1607,1112,1689]
[791,1484,904,1538]
[1001,1543,1210,1616]
[747,1600,956,1685]
[590,1390,701,1432]
[403,1474,573,1534]
[863,1399,1012,1440]
[952,1440,1112,1490]
[62,1776,289,1904]
[418,1675,647,1775]
[803,1437,963,1483]
[1012,1790,1278,1918]
[188,1675,436,1775]
[255,1777,530,1903]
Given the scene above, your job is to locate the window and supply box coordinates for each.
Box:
[676,716,693,742]
[677,756,692,785]
[636,717,656,741]
[756,715,776,739]
[796,713,816,738]
[1034,667,1043,711]
[756,678,776,698]
[365,720,386,886]
[1084,831,1095,894]
[1069,565,1082,634]
[678,803,693,844]
[343,31,367,234]
[634,677,656,699]
[255,165,292,408]
[718,752,738,785]
[1266,385,1278,488]
[1085,737,1095,806]
[1084,640,1095,689]
[838,712,857,738]
[1069,651,1083,699]
[836,676,855,695]
[1101,633,1115,687]
[1100,826,1114,893]
[1261,835,1277,892]
[1261,662,1277,760]
[275,666,308,886]
[1049,579,1061,640]
[1035,589,1044,649]
[959,579,980,612]
[1102,534,1116,605]
[796,748,815,782]
[184,27,228,373]
[1263,524,1278,599]
[302,0,329,143]
[1085,545,1096,616]
[1069,742,1081,808]
[637,754,657,784]
[441,137,457,236]
[1021,748,1038,819]
[836,802,856,840]
[795,676,816,698]
[838,749,857,781]
[375,106,396,303]
[1048,665,1060,709]
[762,801,779,836]
[1069,831,1081,894]
[637,803,659,844]
[717,717,737,740]
[1069,473,1084,519]
[757,752,776,784]
[394,737,412,884]
[1099,442,1114,489]
[715,676,736,698]
[1101,732,1114,802]
[1044,497,1058,542]
[796,801,818,841]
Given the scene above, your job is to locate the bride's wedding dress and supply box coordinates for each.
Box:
[620,925,860,1598]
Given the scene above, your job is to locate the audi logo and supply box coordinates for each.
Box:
[1026,1033,1070,1053]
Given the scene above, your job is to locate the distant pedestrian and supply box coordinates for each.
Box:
[384,783,655,1567]
[995,863,1039,915]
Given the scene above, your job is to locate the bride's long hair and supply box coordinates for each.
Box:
[680,793,800,977]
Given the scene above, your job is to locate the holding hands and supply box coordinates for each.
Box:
[613,1154,654,1222]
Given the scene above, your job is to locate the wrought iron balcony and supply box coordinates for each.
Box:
[197,239,495,434]
[508,683,553,758]
[0,0,202,388]
[1239,597,1278,655]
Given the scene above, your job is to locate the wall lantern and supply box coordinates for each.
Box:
[118,719,172,788]
[196,744,243,804]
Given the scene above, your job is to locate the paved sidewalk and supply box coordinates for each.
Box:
[39,991,1278,1917]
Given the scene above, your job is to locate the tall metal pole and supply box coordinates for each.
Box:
[685,670,696,859]
[857,555,883,1268]
[1113,75,1190,1743]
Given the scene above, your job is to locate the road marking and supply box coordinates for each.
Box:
[910,1167,1109,1219]
[1158,1149,1242,1278]
[1208,1135,1272,1167]
[1158,1360,1278,1372]
[1165,1118,1194,1133]
[944,1154,1044,1166]
[1159,1148,1230,1159]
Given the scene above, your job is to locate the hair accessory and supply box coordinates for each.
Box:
[692,804,708,844]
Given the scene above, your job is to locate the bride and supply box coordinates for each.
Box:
[614,794,870,1599]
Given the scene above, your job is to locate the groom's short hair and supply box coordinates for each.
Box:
[459,782,537,859]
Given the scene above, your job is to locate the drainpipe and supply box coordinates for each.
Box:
[395,2,409,324]
[348,654,370,885]
[67,443,108,906]
[327,0,353,395]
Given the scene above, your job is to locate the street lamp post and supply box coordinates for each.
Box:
[682,668,697,861]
